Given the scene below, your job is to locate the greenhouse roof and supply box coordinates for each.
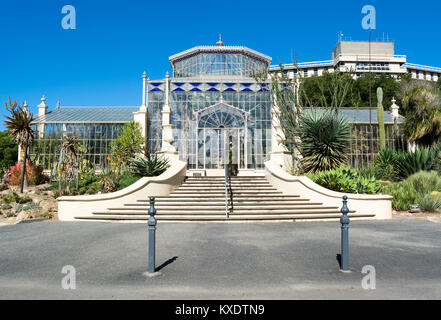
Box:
[169,46,272,64]
[32,106,404,125]
[33,107,138,123]
[304,108,405,124]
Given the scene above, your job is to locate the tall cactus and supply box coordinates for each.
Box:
[377,87,386,149]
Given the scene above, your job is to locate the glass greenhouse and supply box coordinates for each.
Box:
[30,41,405,173]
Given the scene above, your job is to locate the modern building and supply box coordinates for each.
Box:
[31,39,409,174]
[271,40,441,82]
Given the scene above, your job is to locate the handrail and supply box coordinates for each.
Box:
[224,138,229,218]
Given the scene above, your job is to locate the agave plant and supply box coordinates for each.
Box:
[129,154,170,177]
[395,147,439,180]
[297,110,351,173]
[4,98,34,193]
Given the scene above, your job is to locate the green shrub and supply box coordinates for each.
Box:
[16,196,32,204]
[129,154,170,177]
[383,171,441,211]
[419,193,441,213]
[358,166,376,179]
[118,172,140,189]
[17,202,40,213]
[78,187,87,195]
[307,167,381,194]
[297,111,351,173]
[0,131,18,171]
[1,192,31,204]
[374,147,399,181]
[39,211,52,219]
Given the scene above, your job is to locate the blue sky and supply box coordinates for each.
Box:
[1,0,440,128]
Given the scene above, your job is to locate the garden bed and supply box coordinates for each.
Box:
[0,184,58,224]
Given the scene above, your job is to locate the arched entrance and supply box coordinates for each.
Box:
[196,101,248,170]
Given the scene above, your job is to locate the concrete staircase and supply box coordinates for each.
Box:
[75,176,374,222]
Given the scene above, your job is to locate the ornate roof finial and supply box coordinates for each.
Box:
[165,71,170,78]
[216,34,224,46]
[57,100,61,110]
[143,71,147,79]
[23,100,28,110]
[41,95,46,102]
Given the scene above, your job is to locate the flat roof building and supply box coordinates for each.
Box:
[271,40,441,82]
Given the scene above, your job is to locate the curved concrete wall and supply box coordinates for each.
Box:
[57,159,187,221]
[265,161,392,220]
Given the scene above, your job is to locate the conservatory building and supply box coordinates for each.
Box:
[32,40,291,175]
[143,40,277,174]
[31,40,404,174]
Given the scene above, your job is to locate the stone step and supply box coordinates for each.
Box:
[94,208,346,215]
[143,196,303,201]
[171,190,283,195]
[186,176,266,179]
[176,187,278,191]
[111,204,329,211]
[76,212,370,222]
[185,179,267,182]
[128,201,317,206]
[180,183,272,187]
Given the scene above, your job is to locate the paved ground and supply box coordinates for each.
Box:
[0,217,441,299]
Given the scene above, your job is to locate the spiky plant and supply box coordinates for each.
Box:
[297,110,351,173]
[129,154,170,177]
[61,135,84,193]
[4,97,34,193]
[395,147,440,180]
[374,147,399,181]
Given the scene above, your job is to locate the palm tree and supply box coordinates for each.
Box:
[4,97,35,193]
[400,81,441,146]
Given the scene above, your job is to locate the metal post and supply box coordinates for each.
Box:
[148,196,157,274]
[340,195,350,271]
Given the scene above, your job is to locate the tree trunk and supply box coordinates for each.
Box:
[20,144,28,194]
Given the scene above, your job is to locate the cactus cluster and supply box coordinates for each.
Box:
[377,87,386,149]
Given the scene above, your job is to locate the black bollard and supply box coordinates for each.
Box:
[148,196,157,274]
[340,195,350,271]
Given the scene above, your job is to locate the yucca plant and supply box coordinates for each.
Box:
[297,110,351,173]
[129,154,170,177]
[4,98,34,193]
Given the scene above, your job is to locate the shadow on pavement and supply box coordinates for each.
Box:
[156,256,178,272]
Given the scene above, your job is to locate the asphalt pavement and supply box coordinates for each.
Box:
[0,218,440,299]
